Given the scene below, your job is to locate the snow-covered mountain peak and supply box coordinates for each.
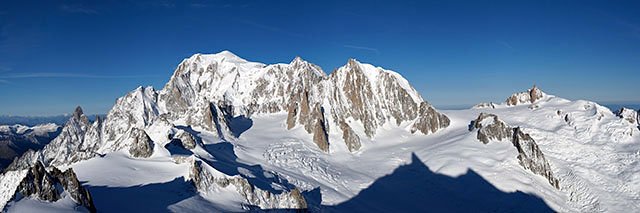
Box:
[182,50,266,74]
[68,106,90,128]
[72,106,84,119]
[332,58,423,104]
[289,56,325,77]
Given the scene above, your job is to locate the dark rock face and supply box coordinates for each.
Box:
[12,162,96,212]
[339,120,361,152]
[128,128,155,158]
[310,105,329,152]
[15,162,60,202]
[615,108,638,125]
[49,167,96,213]
[470,113,512,144]
[286,89,329,152]
[172,130,197,150]
[470,113,560,189]
[512,127,560,189]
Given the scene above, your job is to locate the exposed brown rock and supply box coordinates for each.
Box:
[15,162,60,202]
[13,162,96,212]
[50,167,96,213]
[311,104,329,152]
[512,127,560,189]
[471,113,512,144]
[470,113,560,189]
[506,85,546,106]
[172,130,197,149]
[410,102,450,134]
[529,85,540,103]
[339,120,361,152]
[128,128,155,158]
[287,88,330,152]
[286,101,298,130]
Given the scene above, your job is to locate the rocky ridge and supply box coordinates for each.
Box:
[470,113,560,189]
[3,162,95,212]
[190,160,307,210]
[615,108,639,126]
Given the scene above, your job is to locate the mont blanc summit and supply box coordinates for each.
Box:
[1,51,639,212]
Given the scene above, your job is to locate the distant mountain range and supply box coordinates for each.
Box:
[0,115,104,126]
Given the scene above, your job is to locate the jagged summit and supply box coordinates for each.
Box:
[505,85,548,106]
[72,106,84,118]
[289,56,325,77]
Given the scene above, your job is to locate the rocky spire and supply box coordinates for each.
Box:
[506,85,547,106]
[9,162,96,212]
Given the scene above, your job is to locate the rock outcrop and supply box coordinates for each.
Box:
[42,106,102,167]
[473,102,497,109]
[506,85,546,106]
[512,127,560,189]
[615,108,639,125]
[9,162,96,212]
[171,130,198,150]
[128,128,155,158]
[470,113,512,144]
[339,120,361,152]
[14,162,59,202]
[410,102,451,134]
[470,113,559,189]
[286,89,329,152]
[190,160,307,210]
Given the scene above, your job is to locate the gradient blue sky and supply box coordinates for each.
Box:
[1,0,639,116]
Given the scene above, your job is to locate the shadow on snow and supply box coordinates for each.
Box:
[86,177,196,212]
[321,153,554,212]
[201,142,295,194]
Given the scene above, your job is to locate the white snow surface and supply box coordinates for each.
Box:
[20,93,633,212]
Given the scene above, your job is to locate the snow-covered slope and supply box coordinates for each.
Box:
[1,52,639,212]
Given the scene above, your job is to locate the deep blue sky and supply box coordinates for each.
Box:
[1,0,639,116]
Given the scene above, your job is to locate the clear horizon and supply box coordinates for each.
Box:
[1,1,639,116]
